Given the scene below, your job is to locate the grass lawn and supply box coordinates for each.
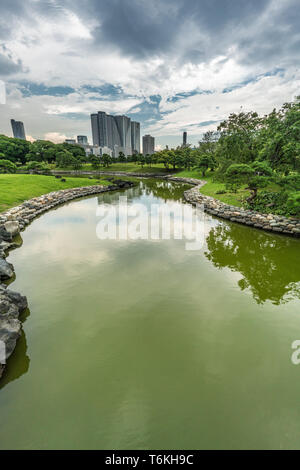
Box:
[56,163,172,174]
[0,174,110,213]
[175,169,250,206]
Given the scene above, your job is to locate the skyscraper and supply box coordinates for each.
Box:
[11,119,26,140]
[115,115,132,156]
[183,131,187,147]
[131,121,140,154]
[77,135,88,145]
[91,111,137,157]
[143,134,155,155]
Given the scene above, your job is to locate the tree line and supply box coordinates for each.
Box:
[0,97,299,215]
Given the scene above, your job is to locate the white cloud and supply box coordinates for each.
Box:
[44,132,69,143]
[146,69,300,138]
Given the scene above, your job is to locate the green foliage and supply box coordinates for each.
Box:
[0,159,17,173]
[244,191,298,216]
[287,192,300,216]
[0,135,30,164]
[194,154,215,176]
[24,161,49,171]
[56,151,76,168]
[90,155,100,169]
[118,152,126,163]
[100,154,112,168]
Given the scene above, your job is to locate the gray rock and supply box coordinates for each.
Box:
[0,226,12,242]
[5,289,28,312]
[0,317,22,362]
[0,258,14,280]
[3,221,20,237]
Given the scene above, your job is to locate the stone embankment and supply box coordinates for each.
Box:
[183,183,300,237]
[0,180,134,379]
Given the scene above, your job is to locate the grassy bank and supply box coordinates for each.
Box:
[0,174,110,213]
[175,169,252,206]
[55,163,172,174]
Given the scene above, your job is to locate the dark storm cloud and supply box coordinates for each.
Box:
[65,0,272,60]
[0,0,298,69]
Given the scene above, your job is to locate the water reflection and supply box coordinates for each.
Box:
[0,310,30,389]
[97,179,191,205]
[205,223,300,304]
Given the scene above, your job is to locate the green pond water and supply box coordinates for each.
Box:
[0,179,300,450]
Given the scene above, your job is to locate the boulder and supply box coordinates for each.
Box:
[0,258,14,280]
[4,221,20,237]
[0,226,12,242]
[5,289,28,312]
[0,316,22,363]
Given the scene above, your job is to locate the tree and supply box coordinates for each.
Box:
[225,161,273,202]
[194,154,215,177]
[258,98,300,174]
[90,155,100,170]
[0,135,30,164]
[0,159,17,173]
[145,154,153,167]
[215,111,263,176]
[137,154,146,168]
[118,152,126,163]
[101,153,112,168]
[56,151,76,168]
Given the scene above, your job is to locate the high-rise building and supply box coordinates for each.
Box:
[11,119,26,140]
[91,111,139,157]
[183,131,187,147]
[114,115,132,156]
[65,139,76,145]
[143,134,155,155]
[131,121,140,154]
[77,135,88,145]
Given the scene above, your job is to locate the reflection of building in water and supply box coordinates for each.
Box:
[205,223,300,304]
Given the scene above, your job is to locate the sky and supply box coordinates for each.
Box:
[0,0,299,149]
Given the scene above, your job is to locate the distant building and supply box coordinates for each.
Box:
[143,134,155,155]
[91,111,140,157]
[81,144,112,158]
[65,139,76,145]
[131,121,140,154]
[77,135,88,145]
[183,131,187,147]
[11,119,26,140]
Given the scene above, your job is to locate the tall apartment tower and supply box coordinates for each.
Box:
[91,111,136,156]
[131,121,140,154]
[114,115,132,156]
[11,119,26,140]
[183,131,187,147]
[143,134,155,155]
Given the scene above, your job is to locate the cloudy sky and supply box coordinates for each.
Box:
[0,0,299,148]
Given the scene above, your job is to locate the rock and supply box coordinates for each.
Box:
[5,289,28,312]
[0,226,12,242]
[0,316,22,362]
[0,258,14,280]
[4,221,20,237]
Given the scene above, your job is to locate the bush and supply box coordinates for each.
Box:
[0,159,17,173]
